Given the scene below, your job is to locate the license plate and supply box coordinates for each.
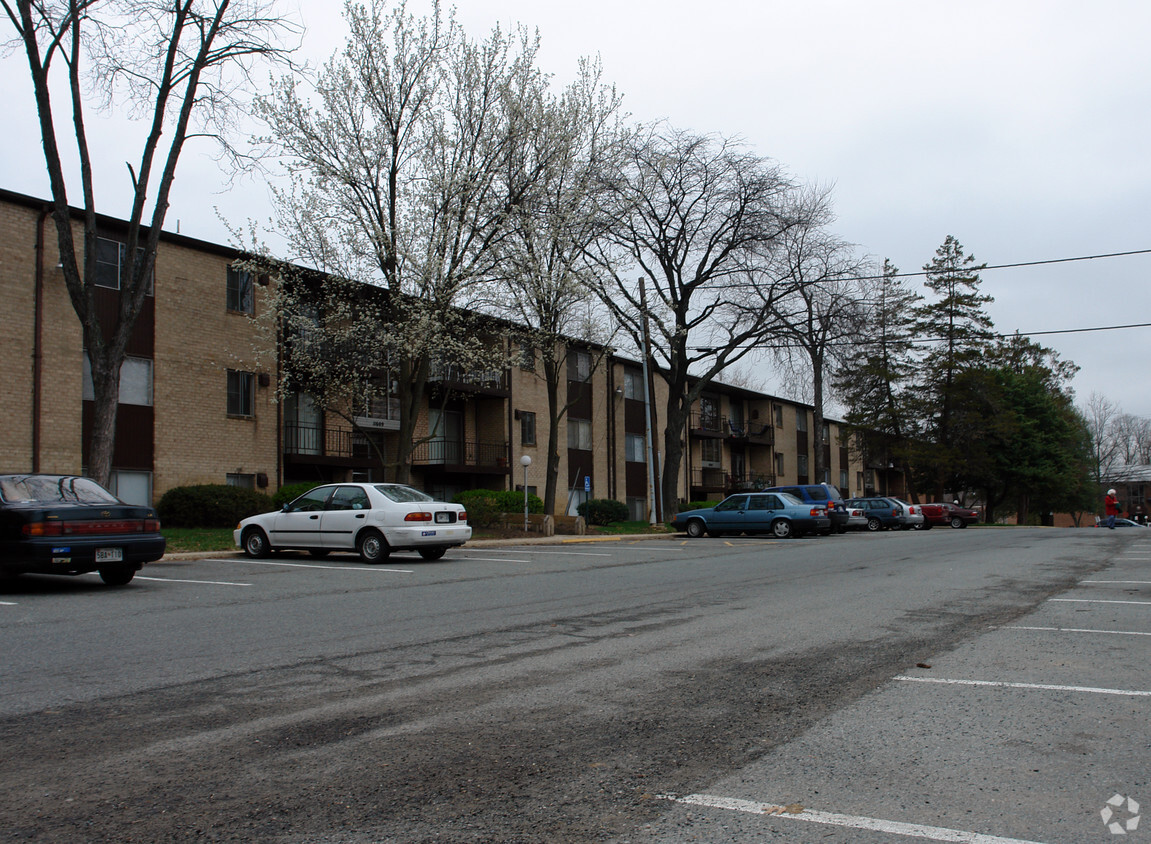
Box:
[95,547,123,562]
[421,530,436,537]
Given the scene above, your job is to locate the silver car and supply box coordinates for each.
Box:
[889,497,927,530]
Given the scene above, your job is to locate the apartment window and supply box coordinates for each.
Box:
[773,404,784,428]
[226,473,255,489]
[623,369,643,399]
[92,236,153,292]
[227,369,255,417]
[701,438,721,467]
[797,453,809,477]
[520,410,537,446]
[82,355,153,406]
[796,411,808,433]
[627,497,646,521]
[227,267,255,314]
[840,469,849,490]
[775,452,785,477]
[625,433,645,462]
[519,342,535,371]
[110,470,152,507]
[822,422,831,443]
[567,418,592,450]
[567,350,591,382]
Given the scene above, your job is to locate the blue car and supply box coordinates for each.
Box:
[671,491,830,539]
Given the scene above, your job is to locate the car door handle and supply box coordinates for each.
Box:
[309,514,319,520]
[355,513,365,519]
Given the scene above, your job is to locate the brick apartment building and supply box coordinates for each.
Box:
[0,187,868,515]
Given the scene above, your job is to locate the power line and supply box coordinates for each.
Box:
[859,247,1151,282]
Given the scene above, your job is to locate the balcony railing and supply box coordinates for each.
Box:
[284,423,374,458]
[410,439,510,470]
[427,363,509,393]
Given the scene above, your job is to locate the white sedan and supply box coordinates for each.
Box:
[234,483,471,563]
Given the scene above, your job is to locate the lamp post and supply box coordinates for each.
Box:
[520,454,532,533]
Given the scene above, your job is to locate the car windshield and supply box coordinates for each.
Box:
[0,475,120,505]
[373,484,434,503]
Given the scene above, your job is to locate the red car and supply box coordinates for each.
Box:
[920,501,979,529]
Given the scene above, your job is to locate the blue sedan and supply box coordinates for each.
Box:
[671,492,830,539]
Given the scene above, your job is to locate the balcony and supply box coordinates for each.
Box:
[427,363,509,396]
[410,439,510,473]
[689,411,725,438]
[691,467,727,492]
[284,423,377,466]
[726,419,774,446]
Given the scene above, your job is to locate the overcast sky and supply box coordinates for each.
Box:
[4,0,1150,416]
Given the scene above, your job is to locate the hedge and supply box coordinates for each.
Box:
[453,488,544,528]
[157,484,274,529]
[577,498,629,526]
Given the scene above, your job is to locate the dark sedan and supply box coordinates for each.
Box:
[671,492,830,539]
[0,474,165,585]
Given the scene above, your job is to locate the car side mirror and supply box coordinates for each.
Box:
[281,504,290,512]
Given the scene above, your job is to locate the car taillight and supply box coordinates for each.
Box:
[458,511,467,522]
[22,518,158,536]
[810,507,825,517]
[892,509,899,517]
[908,506,917,515]
[404,512,433,522]
[22,522,62,536]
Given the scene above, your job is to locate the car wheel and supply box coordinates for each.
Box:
[98,566,135,586]
[866,517,882,532]
[914,521,931,530]
[308,549,331,559]
[419,547,446,561]
[771,519,793,539]
[357,529,390,563]
[242,527,271,558]
[950,516,964,529]
[685,518,706,538]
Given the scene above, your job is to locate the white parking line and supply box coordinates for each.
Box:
[136,576,252,586]
[661,793,1046,843]
[1010,625,1151,637]
[0,601,17,606]
[234,560,414,573]
[464,549,612,557]
[895,675,1151,697]
[1051,598,1151,606]
[1081,580,1151,585]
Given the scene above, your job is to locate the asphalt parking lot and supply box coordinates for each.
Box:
[643,535,1151,843]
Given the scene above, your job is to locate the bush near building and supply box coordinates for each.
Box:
[157,485,274,529]
[578,498,629,526]
[454,489,545,528]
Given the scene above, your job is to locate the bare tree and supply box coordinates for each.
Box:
[769,189,869,483]
[1083,391,1124,483]
[253,0,544,482]
[3,0,297,486]
[474,56,627,513]
[585,126,816,517]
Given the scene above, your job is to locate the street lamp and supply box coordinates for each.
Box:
[520,455,532,533]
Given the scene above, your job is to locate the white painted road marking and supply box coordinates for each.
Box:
[895,675,1151,697]
[1051,598,1151,606]
[234,560,414,573]
[136,576,252,586]
[1010,625,1151,637]
[0,601,17,606]
[661,793,1048,843]
[464,549,612,557]
[1081,579,1151,584]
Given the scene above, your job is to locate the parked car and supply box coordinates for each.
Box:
[235,483,470,563]
[761,484,848,534]
[889,497,926,530]
[672,492,830,539]
[844,497,904,531]
[0,473,165,585]
[844,504,868,531]
[1095,517,1148,528]
[920,501,980,529]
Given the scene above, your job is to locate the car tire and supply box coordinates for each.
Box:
[98,566,135,586]
[419,547,446,561]
[950,517,964,529]
[770,519,793,539]
[242,527,271,558]
[357,529,390,563]
[914,521,932,530]
[685,519,706,538]
[866,517,882,532]
[308,549,331,559]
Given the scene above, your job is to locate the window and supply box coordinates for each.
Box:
[227,267,254,314]
[110,470,152,506]
[83,355,153,406]
[623,369,643,399]
[822,422,831,443]
[567,350,591,382]
[226,473,255,489]
[567,418,592,450]
[797,453,809,476]
[91,236,153,292]
[227,369,255,417]
[796,411,808,433]
[625,433,646,462]
[840,469,849,490]
[700,438,721,467]
[773,404,784,428]
[518,341,535,371]
[627,497,646,521]
[330,486,370,510]
[520,410,537,446]
[775,452,785,476]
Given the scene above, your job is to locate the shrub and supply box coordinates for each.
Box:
[273,482,323,508]
[157,484,274,529]
[453,488,543,528]
[577,498,629,526]
[683,500,717,512]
